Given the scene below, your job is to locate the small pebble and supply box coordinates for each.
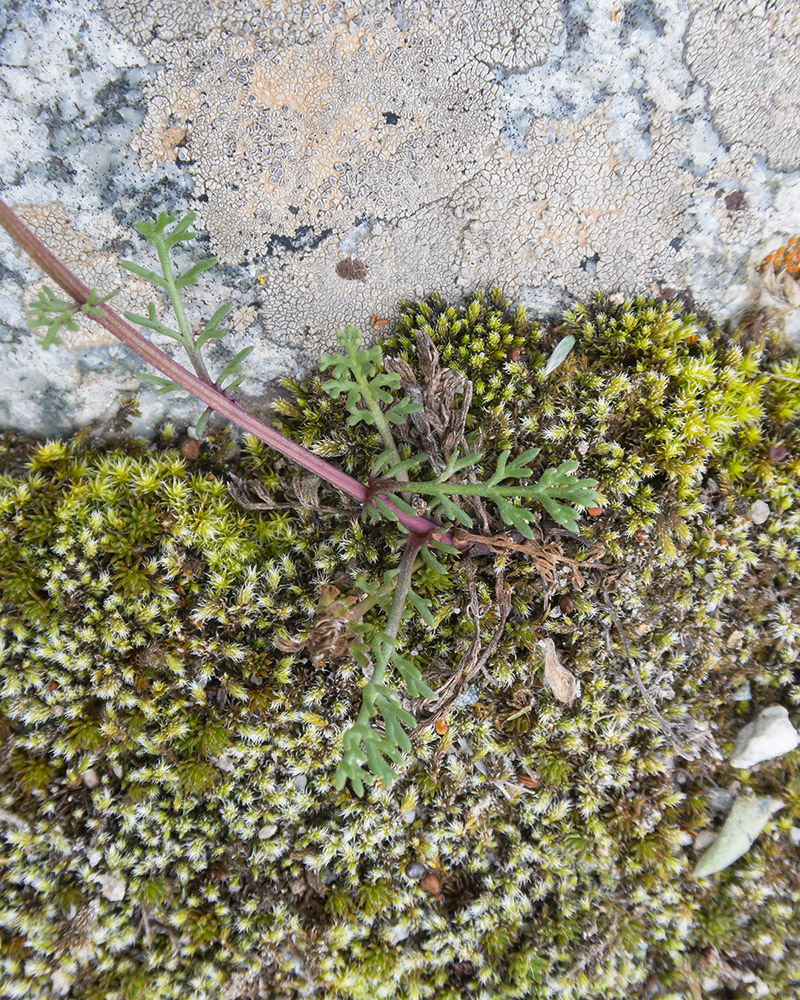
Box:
[693,829,718,852]
[212,755,235,772]
[180,438,200,460]
[420,873,441,895]
[81,768,99,789]
[404,861,426,880]
[258,824,278,839]
[726,630,744,648]
[749,500,770,524]
[401,810,416,825]
[98,874,126,901]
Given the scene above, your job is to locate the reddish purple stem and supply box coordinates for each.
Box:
[0,197,454,544]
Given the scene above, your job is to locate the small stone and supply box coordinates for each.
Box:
[401,810,416,825]
[790,827,800,846]
[81,768,99,789]
[293,775,307,792]
[98,874,126,901]
[87,849,102,868]
[420,873,441,895]
[730,705,800,768]
[731,681,751,702]
[404,861,426,879]
[693,829,718,852]
[749,500,770,524]
[112,764,123,778]
[258,824,278,840]
[212,755,235,772]
[726,630,744,648]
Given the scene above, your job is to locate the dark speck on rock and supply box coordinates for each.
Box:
[724,190,747,211]
[336,258,367,280]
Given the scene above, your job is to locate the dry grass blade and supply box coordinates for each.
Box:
[540,638,581,705]
[412,567,507,734]
[385,329,472,472]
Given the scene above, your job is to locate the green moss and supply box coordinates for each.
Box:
[0,293,799,999]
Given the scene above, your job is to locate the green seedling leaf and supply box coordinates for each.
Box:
[431,493,473,527]
[120,259,168,288]
[439,449,484,480]
[370,447,398,477]
[27,287,81,348]
[125,304,183,342]
[420,545,449,575]
[215,346,255,385]
[194,408,212,438]
[407,587,435,628]
[494,497,538,538]
[393,653,436,699]
[543,335,575,376]
[81,287,119,316]
[196,301,235,348]
[371,496,400,522]
[432,539,461,556]
[163,212,198,247]
[175,257,216,289]
[138,373,182,394]
[383,492,419,517]
[385,453,430,478]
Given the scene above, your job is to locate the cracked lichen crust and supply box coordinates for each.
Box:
[453,107,693,297]
[685,0,800,173]
[118,3,504,258]
[1,293,800,999]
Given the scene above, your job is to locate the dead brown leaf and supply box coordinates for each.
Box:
[540,638,581,705]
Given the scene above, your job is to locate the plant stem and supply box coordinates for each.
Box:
[153,238,213,385]
[0,197,451,542]
[346,331,406,479]
[371,535,425,687]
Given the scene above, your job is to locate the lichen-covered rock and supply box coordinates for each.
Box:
[1,293,800,998]
[685,0,800,173]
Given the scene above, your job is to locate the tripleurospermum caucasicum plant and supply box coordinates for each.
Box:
[0,197,601,793]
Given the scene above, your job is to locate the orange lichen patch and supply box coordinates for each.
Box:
[759,237,800,309]
[759,236,800,278]
[160,126,187,164]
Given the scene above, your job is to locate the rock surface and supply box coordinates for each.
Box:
[729,705,800,769]
[1,0,799,435]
